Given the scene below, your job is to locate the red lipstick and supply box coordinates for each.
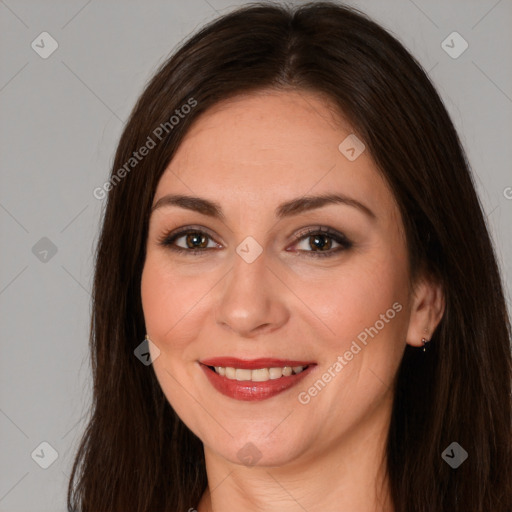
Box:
[199,357,316,401]
[200,357,314,369]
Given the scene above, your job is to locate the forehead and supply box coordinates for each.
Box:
[156,90,396,220]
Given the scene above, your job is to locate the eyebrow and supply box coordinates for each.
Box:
[150,193,376,220]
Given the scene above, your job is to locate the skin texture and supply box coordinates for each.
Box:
[140,90,444,512]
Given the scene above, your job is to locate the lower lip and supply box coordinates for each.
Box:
[200,364,315,401]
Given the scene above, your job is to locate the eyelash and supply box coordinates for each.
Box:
[157,225,352,258]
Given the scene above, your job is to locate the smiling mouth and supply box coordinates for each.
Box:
[207,364,309,382]
[199,357,316,401]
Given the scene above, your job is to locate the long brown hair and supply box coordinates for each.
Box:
[67,2,512,511]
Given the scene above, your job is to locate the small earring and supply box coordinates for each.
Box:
[421,337,430,352]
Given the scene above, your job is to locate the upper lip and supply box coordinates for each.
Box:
[200,357,316,369]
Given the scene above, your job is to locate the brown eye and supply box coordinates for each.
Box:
[308,234,334,251]
[290,227,352,258]
[158,227,220,255]
[183,232,209,249]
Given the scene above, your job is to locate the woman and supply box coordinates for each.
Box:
[68,2,512,511]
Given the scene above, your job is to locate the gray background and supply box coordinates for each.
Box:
[0,0,511,510]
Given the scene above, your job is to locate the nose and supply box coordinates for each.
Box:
[215,249,290,338]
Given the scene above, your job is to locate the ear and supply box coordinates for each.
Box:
[406,273,445,348]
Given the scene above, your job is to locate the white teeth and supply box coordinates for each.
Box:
[282,366,292,376]
[269,367,283,379]
[251,368,270,382]
[235,369,252,381]
[212,365,307,381]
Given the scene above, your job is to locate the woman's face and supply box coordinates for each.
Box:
[141,90,415,468]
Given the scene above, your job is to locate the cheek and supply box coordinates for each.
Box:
[298,251,409,409]
[293,255,408,422]
[293,250,408,344]
[141,253,204,347]
[140,254,207,419]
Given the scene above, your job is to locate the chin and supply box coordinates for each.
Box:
[204,430,308,468]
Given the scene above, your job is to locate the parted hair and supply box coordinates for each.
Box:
[68,2,512,511]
